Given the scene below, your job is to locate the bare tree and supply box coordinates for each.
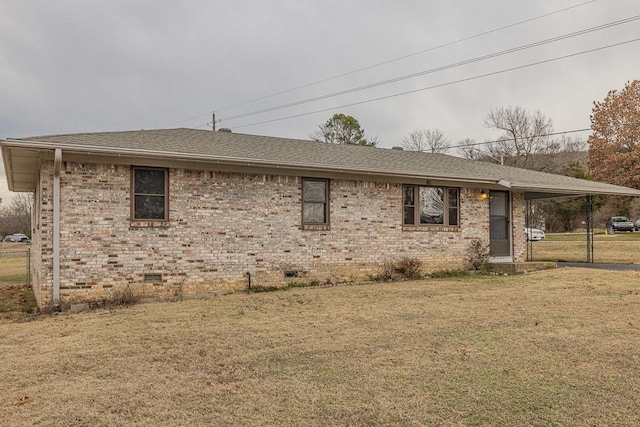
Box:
[559,135,587,152]
[457,138,480,160]
[0,193,33,237]
[457,138,509,164]
[402,129,449,153]
[484,106,554,167]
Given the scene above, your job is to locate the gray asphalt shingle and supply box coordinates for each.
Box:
[7,128,640,197]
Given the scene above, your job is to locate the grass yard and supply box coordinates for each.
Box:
[0,246,36,316]
[0,284,38,316]
[531,232,640,264]
[2,268,640,426]
[0,248,31,286]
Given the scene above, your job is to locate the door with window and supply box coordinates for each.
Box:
[489,191,511,258]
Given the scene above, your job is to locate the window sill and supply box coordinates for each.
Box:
[130,220,170,229]
[403,225,460,232]
[301,224,330,231]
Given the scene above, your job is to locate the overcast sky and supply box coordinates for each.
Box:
[1,0,639,203]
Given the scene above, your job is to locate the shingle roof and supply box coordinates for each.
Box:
[3,128,639,197]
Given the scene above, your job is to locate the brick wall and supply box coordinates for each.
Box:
[31,161,524,305]
[511,192,526,263]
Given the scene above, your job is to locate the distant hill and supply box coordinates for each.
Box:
[519,151,587,175]
[494,151,588,175]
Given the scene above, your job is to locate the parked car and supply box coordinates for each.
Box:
[635,219,640,231]
[606,216,634,233]
[3,233,30,243]
[525,227,545,241]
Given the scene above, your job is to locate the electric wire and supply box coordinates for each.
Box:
[212,0,600,113]
[448,128,592,150]
[165,0,599,127]
[219,15,639,123]
[229,37,640,130]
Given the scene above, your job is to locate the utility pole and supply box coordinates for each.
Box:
[212,112,216,131]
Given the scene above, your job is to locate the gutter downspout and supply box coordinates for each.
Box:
[53,148,61,306]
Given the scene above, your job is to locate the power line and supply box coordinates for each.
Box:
[229,37,640,130]
[165,0,599,127]
[448,128,592,150]
[213,0,599,113]
[219,15,639,123]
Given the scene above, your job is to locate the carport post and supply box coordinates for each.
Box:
[586,195,594,263]
[525,199,533,261]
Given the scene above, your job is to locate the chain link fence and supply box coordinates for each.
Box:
[0,248,31,288]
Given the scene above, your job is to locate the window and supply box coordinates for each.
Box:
[403,185,459,226]
[302,178,329,225]
[132,167,168,221]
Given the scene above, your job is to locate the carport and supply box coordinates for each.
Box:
[523,192,635,264]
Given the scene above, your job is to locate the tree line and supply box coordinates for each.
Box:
[3,81,637,236]
[310,79,640,231]
[310,106,587,162]
[0,193,33,239]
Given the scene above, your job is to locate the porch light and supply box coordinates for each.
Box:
[479,190,488,200]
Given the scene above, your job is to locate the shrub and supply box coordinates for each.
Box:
[467,239,491,272]
[381,261,398,280]
[396,257,423,279]
[370,258,424,281]
[105,286,141,307]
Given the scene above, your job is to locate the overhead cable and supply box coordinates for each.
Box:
[448,128,592,150]
[213,0,600,113]
[229,37,640,130]
[219,15,640,123]
[165,0,599,127]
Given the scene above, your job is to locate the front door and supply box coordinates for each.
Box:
[489,191,511,258]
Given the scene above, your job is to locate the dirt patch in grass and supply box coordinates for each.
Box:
[0,284,38,318]
[1,269,640,426]
[0,247,35,317]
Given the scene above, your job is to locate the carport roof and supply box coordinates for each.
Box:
[2,127,640,198]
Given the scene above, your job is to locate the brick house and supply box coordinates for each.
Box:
[2,128,639,308]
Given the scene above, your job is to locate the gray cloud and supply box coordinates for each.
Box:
[1,0,639,202]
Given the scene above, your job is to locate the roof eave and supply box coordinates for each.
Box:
[513,183,640,197]
[4,138,640,197]
[1,145,15,191]
[1,139,505,188]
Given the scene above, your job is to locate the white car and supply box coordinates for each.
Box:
[524,228,545,241]
[4,233,29,242]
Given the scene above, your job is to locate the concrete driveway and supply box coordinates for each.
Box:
[558,262,640,271]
